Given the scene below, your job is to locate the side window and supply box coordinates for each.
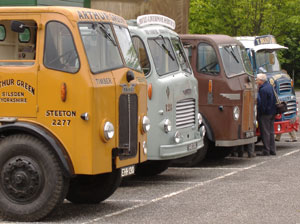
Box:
[44,21,79,73]
[0,20,36,66]
[132,36,150,76]
[0,25,5,41]
[197,43,220,75]
[19,27,30,43]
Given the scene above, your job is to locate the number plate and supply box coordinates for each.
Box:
[187,142,197,151]
[121,165,135,177]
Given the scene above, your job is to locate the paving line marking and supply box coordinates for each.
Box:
[170,167,245,170]
[81,149,300,224]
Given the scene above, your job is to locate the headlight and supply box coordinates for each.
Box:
[198,113,203,126]
[174,131,182,143]
[164,119,172,133]
[103,121,114,140]
[233,106,240,121]
[142,116,151,133]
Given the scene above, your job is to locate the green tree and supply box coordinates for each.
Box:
[189,0,300,86]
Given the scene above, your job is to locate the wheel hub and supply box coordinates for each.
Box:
[1,156,42,203]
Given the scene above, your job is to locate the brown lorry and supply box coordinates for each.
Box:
[178,34,257,165]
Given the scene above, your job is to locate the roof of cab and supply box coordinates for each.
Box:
[0,6,127,26]
[180,34,242,46]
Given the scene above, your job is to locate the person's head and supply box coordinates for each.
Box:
[256,73,267,87]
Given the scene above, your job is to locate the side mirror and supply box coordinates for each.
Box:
[11,21,26,33]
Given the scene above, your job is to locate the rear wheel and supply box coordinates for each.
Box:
[66,169,121,204]
[0,134,68,222]
[135,160,170,176]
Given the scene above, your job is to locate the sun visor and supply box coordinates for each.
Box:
[253,43,288,52]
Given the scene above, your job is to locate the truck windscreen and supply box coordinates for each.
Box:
[79,22,123,73]
[256,51,281,73]
[171,37,192,74]
[114,25,141,71]
[219,45,246,77]
[148,36,179,76]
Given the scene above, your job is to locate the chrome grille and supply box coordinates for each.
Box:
[279,82,292,94]
[119,94,138,159]
[176,98,196,129]
[283,99,297,117]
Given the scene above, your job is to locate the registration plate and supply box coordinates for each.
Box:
[121,165,135,177]
[187,142,197,151]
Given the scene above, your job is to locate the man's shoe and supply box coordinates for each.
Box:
[275,139,280,142]
[285,139,297,142]
[270,151,276,156]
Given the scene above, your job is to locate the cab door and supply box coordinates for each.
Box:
[0,15,40,117]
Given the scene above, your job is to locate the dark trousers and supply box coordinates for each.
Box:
[258,114,276,154]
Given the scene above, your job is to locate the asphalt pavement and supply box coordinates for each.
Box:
[2,93,300,224]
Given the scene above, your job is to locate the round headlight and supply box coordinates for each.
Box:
[174,131,182,144]
[233,106,240,121]
[164,119,172,133]
[104,121,114,140]
[198,113,203,126]
[142,116,151,133]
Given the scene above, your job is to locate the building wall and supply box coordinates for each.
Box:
[91,0,190,34]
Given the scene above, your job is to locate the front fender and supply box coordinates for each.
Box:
[0,121,74,177]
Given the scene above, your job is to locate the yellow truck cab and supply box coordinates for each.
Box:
[0,6,149,221]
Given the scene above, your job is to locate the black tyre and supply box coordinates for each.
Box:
[0,134,69,222]
[135,160,170,176]
[66,169,121,204]
[206,144,234,159]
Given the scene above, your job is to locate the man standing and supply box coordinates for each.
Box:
[256,73,277,156]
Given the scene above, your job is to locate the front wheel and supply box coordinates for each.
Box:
[0,134,69,222]
[66,169,121,204]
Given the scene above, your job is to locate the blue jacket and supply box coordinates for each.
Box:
[257,81,277,116]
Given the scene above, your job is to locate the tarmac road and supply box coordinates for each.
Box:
[1,93,300,224]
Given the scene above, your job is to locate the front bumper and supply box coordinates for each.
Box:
[215,136,257,147]
[159,137,204,160]
[256,116,299,136]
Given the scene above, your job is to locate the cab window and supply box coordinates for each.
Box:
[171,37,192,73]
[44,21,79,73]
[197,43,220,75]
[0,20,36,66]
[132,36,150,76]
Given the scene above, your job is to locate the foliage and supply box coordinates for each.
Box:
[189,0,300,87]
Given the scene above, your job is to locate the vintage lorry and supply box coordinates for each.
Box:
[236,35,299,137]
[128,15,205,175]
[179,34,257,164]
[0,6,149,221]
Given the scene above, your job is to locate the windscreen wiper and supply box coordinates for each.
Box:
[94,23,117,46]
[153,35,175,61]
[224,46,239,64]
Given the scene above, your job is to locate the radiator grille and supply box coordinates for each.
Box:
[119,94,138,159]
[279,82,292,94]
[176,98,196,129]
[283,99,297,117]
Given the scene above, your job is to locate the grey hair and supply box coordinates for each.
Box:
[256,73,267,82]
